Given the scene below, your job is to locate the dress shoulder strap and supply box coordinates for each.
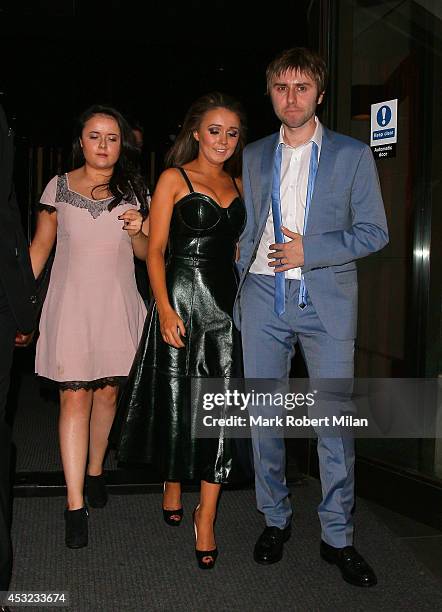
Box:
[231,176,242,198]
[177,167,194,193]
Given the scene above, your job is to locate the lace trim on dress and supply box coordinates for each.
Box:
[57,376,127,391]
[56,174,136,219]
[37,203,57,214]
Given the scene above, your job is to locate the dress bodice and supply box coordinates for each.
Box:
[168,171,246,264]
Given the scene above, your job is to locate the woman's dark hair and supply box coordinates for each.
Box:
[164,92,247,177]
[72,104,148,212]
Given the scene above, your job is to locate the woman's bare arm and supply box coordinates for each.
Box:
[29,210,57,278]
[119,209,149,260]
[147,169,186,348]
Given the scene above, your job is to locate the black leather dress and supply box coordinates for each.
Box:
[113,168,252,483]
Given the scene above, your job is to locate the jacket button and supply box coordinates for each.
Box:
[30,295,37,304]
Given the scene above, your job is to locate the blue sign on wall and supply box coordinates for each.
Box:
[371,99,398,159]
[376,105,392,127]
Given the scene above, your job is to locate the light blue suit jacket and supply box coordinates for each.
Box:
[234,127,389,340]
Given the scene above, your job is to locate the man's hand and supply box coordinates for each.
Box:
[15,331,34,348]
[268,226,304,271]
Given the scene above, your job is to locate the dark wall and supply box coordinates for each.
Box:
[0,1,315,148]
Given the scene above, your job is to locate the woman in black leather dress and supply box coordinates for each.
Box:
[114,92,249,568]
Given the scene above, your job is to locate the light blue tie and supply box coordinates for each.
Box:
[298,141,319,309]
[271,145,285,316]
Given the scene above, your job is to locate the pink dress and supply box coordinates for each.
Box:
[35,174,147,390]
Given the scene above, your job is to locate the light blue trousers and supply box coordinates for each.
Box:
[240,273,355,547]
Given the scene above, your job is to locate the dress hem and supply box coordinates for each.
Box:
[37,375,127,391]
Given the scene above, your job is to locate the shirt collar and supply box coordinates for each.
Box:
[278,116,323,151]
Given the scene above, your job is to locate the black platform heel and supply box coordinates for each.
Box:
[192,505,218,570]
[85,473,108,508]
[162,482,183,526]
[64,506,88,549]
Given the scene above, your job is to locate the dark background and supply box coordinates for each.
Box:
[1,0,316,470]
[0,0,317,150]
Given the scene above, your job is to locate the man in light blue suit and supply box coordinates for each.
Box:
[235,48,388,586]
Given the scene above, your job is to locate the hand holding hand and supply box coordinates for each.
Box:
[119,209,143,238]
[159,308,186,348]
[15,331,35,348]
[268,226,304,271]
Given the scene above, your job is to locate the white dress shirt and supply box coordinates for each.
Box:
[250,117,323,280]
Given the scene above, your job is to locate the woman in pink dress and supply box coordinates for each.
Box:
[29,105,149,548]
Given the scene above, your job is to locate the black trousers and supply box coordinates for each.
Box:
[0,291,16,590]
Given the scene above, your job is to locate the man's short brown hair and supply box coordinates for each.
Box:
[266,47,328,95]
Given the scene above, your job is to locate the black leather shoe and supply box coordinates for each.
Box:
[64,506,88,548]
[85,473,108,508]
[254,525,291,565]
[320,540,377,587]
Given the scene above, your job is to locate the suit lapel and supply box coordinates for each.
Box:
[258,133,279,229]
[0,106,13,203]
[305,127,338,234]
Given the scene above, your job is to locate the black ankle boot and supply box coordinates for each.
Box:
[85,473,108,508]
[64,506,88,548]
